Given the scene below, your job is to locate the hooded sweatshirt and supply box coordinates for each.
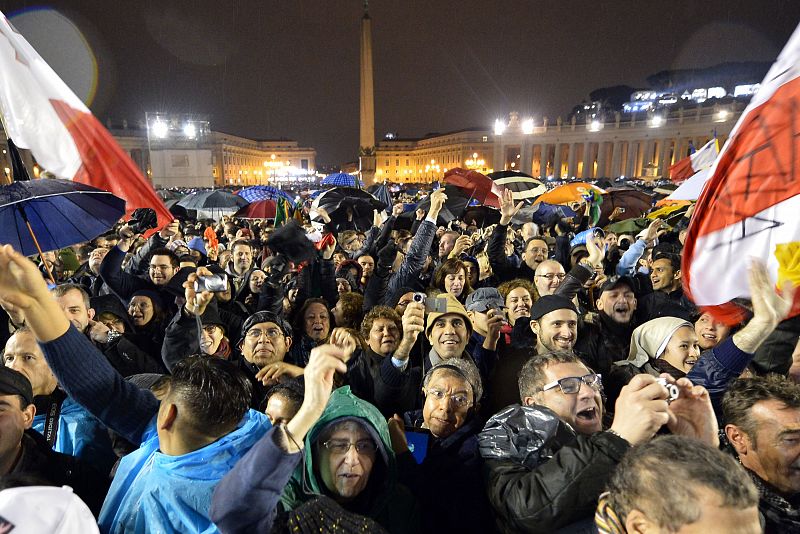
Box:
[281,387,420,534]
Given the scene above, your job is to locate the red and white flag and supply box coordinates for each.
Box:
[668,138,719,183]
[683,21,800,323]
[0,11,171,225]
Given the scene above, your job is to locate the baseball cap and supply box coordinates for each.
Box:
[598,275,636,296]
[465,288,505,312]
[0,367,33,406]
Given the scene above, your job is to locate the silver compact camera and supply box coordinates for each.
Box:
[194,274,228,293]
[656,377,680,403]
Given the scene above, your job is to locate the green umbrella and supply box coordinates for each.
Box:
[604,218,650,235]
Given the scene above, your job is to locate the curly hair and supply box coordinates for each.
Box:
[335,292,365,329]
[360,306,402,340]
[498,278,535,302]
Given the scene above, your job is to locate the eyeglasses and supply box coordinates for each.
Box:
[542,373,602,394]
[424,387,472,408]
[536,273,566,281]
[245,328,283,339]
[323,439,378,455]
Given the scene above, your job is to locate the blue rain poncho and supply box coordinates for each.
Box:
[98,408,270,533]
[32,396,116,474]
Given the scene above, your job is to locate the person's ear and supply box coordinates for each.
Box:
[675,269,682,281]
[725,424,751,456]
[522,396,537,406]
[88,308,96,321]
[624,509,658,533]
[530,320,540,336]
[158,402,178,431]
[595,298,605,312]
[284,336,293,351]
[21,403,35,429]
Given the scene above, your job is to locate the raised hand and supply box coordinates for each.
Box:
[664,375,719,447]
[499,189,523,226]
[183,267,216,316]
[749,258,795,327]
[256,361,304,386]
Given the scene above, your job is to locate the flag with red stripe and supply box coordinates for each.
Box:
[0,11,171,226]
[682,21,800,323]
[668,138,719,183]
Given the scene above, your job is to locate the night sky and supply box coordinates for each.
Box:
[0,0,798,165]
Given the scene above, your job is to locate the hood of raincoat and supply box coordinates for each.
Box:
[282,386,397,517]
[627,317,692,367]
[478,404,576,470]
[99,409,270,534]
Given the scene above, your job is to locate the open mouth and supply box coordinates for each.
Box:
[554,337,573,348]
[701,333,717,341]
[576,407,598,422]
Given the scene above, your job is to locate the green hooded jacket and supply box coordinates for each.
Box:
[281,386,420,534]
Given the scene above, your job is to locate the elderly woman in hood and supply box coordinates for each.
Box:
[604,317,700,409]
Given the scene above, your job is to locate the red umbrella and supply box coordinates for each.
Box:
[234,199,277,219]
[443,167,503,208]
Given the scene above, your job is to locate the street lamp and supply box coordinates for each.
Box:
[522,118,534,135]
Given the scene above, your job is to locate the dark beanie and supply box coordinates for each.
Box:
[0,367,33,406]
[530,295,578,321]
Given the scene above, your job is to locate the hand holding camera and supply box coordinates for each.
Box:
[184,267,224,316]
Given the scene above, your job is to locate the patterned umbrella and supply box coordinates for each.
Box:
[321,173,363,187]
[536,182,606,206]
[237,185,293,203]
[488,170,548,203]
[443,167,503,208]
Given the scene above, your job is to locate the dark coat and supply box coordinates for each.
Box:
[399,411,496,534]
[347,348,421,417]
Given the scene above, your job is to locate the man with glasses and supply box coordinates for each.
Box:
[388,358,496,533]
[533,260,567,297]
[479,350,719,532]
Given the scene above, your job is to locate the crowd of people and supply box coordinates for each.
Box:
[0,184,798,533]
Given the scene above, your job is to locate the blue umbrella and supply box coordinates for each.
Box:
[0,179,125,280]
[369,184,393,213]
[321,173,363,187]
[237,185,293,203]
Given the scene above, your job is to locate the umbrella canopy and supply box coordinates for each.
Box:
[462,205,501,227]
[511,202,577,226]
[604,218,651,235]
[399,184,474,226]
[0,179,125,256]
[536,182,606,206]
[165,198,194,219]
[597,187,653,226]
[311,187,386,232]
[178,190,248,210]
[369,184,393,212]
[234,199,277,219]
[443,167,502,208]
[488,170,548,203]
[237,185,294,203]
[321,173,363,188]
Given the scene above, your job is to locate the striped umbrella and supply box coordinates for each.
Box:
[237,185,293,203]
[488,170,547,203]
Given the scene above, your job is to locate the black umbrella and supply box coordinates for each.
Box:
[311,187,387,232]
[398,184,473,226]
[177,190,248,210]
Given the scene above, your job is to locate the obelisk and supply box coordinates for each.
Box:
[358,0,376,186]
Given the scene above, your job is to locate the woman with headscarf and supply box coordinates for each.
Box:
[604,317,699,408]
[126,289,169,365]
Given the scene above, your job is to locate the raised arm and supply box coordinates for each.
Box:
[0,245,158,444]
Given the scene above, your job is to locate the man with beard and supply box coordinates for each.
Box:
[529,295,579,355]
[226,239,255,293]
[479,351,719,533]
[575,276,638,376]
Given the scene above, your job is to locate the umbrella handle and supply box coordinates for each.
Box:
[25,219,56,285]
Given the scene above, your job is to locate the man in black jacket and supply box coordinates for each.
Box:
[0,365,108,514]
[575,275,637,377]
[479,350,719,533]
